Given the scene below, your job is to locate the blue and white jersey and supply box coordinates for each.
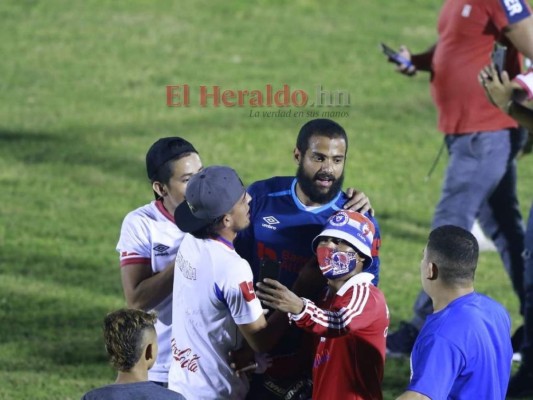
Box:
[235,176,381,288]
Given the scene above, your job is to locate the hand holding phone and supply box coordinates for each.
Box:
[380,43,414,69]
[491,42,507,81]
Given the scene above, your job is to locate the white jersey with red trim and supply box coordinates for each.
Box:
[116,199,185,383]
[168,234,264,400]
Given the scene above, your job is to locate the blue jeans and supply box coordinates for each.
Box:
[412,129,526,330]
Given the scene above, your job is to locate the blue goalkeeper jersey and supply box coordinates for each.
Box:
[235,176,381,288]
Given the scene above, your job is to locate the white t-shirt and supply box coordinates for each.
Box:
[168,234,264,400]
[117,200,185,383]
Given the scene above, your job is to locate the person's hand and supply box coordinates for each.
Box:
[396,45,416,76]
[478,64,522,111]
[343,188,374,216]
[229,346,257,377]
[256,279,305,315]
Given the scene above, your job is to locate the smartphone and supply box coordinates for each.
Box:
[258,258,280,283]
[380,43,413,68]
[491,42,507,80]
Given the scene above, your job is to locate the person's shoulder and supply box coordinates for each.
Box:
[122,201,157,223]
[247,176,294,196]
[146,382,186,399]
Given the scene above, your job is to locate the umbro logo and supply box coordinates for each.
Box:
[263,216,280,225]
[153,244,170,256]
[262,216,279,231]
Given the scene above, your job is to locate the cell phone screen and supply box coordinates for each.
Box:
[258,259,280,282]
[491,43,507,80]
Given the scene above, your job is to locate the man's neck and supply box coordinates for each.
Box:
[431,287,474,313]
[114,368,149,385]
[295,182,323,207]
[216,228,237,245]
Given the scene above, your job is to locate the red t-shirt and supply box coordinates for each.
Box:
[431,0,531,133]
[292,272,389,400]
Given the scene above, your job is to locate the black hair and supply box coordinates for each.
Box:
[151,152,195,200]
[296,119,348,155]
[189,216,224,240]
[427,225,479,286]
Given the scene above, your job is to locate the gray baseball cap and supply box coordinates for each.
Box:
[174,165,246,232]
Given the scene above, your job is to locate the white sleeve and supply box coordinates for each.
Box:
[116,211,152,267]
[224,258,264,325]
[514,70,533,100]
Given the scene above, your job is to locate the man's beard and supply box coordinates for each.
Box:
[296,163,344,204]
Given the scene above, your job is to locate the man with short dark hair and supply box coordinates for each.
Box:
[396,226,513,400]
[81,309,185,400]
[168,166,275,399]
[116,137,202,385]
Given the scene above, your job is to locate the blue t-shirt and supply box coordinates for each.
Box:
[235,176,381,287]
[408,292,512,400]
[81,381,185,400]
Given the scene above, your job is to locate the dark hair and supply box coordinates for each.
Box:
[189,216,225,239]
[151,152,195,200]
[296,119,348,155]
[427,225,479,286]
[151,152,194,185]
[103,309,157,372]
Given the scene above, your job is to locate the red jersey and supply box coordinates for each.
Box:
[291,272,389,400]
[431,0,531,133]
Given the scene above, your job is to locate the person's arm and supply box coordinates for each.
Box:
[237,314,269,353]
[396,391,431,400]
[409,44,437,72]
[479,65,533,131]
[505,15,533,60]
[121,262,174,310]
[394,43,437,76]
[257,279,374,338]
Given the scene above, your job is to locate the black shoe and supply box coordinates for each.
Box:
[507,364,533,398]
[386,321,419,358]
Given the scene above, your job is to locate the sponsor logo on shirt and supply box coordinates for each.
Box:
[461,4,471,17]
[313,348,331,368]
[171,339,200,372]
[262,216,280,230]
[239,281,256,301]
[176,252,197,280]
[153,244,170,256]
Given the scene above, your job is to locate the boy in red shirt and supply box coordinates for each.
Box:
[257,210,389,400]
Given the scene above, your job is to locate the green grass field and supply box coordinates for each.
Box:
[1,1,532,399]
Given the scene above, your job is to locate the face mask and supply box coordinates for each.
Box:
[316,247,358,279]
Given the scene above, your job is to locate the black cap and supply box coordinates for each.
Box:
[174,166,246,233]
[146,137,198,180]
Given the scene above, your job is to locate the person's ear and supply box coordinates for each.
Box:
[427,262,439,281]
[294,147,301,163]
[145,342,155,362]
[152,181,167,198]
[222,214,232,228]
